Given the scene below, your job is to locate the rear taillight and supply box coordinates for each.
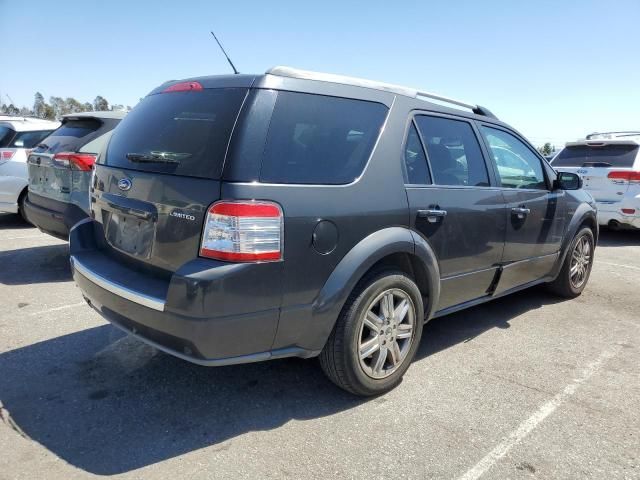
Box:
[162,81,204,93]
[53,152,97,171]
[200,200,283,262]
[0,150,15,160]
[607,171,640,183]
[621,208,636,215]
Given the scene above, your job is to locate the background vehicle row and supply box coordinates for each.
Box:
[25,111,124,239]
[0,116,59,219]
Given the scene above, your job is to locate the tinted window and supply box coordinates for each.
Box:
[415,116,489,186]
[481,126,546,190]
[105,88,247,179]
[552,144,638,168]
[0,126,15,147]
[32,119,103,154]
[404,122,430,184]
[259,92,388,185]
[79,131,114,155]
[9,130,54,148]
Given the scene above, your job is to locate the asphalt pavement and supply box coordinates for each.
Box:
[0,213,638,479]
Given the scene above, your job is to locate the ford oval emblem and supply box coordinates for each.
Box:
[118,178,132,191]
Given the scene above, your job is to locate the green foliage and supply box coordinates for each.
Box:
[538,142,554,156]
[2,93,121,120]
[93,96,109,111]
[1,104,20,115]
[33,92,46,118]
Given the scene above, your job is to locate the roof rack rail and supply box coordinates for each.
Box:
[266,66,498,120]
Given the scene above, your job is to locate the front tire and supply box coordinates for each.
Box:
[548,227,594,298]
[319,270,424,396]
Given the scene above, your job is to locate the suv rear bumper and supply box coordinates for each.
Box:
[70,219,318,365]
[598,210,640,229]
[23,192,87,240]
[597,198,640,229]
[0,175,27,213]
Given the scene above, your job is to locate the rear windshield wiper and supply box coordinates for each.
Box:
[126,151,191,164]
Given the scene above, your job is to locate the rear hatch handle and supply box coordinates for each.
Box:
[101,192,158,221]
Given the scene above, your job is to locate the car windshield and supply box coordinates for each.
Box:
[104,88,248,179]
[552,144,638,168]
[31,119,104,155]
[8,130,54,149]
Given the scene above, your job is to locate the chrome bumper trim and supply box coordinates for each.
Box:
[71,255,165,311]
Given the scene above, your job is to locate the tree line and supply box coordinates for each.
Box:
[537,142,556,156]
[0,92,131,119]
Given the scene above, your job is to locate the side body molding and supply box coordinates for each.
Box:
[273,227,441,353]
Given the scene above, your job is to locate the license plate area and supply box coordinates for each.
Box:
[105,212,155,258]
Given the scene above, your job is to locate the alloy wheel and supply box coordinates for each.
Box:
[358,288,416,379]
[570,235,592,289]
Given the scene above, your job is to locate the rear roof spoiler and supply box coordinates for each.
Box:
[565,140,640,147]
[586,131,640,140]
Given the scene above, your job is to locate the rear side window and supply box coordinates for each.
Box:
[552,144,639,168]
[8,130,54,148]
[104,88,248,179]
[0,126,16,147]
[32,119,103,154]
[415,116,489,187]
[259,92,388,185]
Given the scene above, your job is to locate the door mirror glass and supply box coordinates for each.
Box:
[556,171,582,190]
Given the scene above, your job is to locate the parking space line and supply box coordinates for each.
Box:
[0,234,51,241]
[456,346,620,480]
[28,302,86,316]
[596,261,640,272]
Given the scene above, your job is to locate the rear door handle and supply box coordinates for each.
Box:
[511,207,531,219]
[417,209,447,223]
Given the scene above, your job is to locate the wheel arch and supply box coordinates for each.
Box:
[551,204,598,279]
[308,227,440,351]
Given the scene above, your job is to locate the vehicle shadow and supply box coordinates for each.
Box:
[417,285,564,360]
[0,243,71,285]
[597,228,639,247]
[0,286,564,475]
[0,212,33,230]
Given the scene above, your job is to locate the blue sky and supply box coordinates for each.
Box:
[2,0,639,147]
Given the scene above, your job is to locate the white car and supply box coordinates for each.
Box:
[0,116,60,220]
[552,131,640,230]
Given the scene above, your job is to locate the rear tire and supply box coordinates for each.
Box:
[319,270,424,396]
[18,190,31,225]
[547,227,594,298]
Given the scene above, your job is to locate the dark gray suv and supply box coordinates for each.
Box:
[70,67,597,395]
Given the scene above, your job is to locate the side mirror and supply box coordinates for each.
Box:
[555,172,582,190]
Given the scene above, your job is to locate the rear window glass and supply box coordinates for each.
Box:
[32,119,102,154]
[259,91,388,184]
[8,130,54,148]
[104,88,248,179]
[552,144,639,168]
[0,126,15,147]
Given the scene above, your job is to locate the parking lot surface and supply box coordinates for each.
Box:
[0,213,638,479]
